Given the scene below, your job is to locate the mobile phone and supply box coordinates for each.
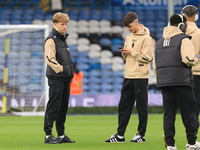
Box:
[118,47,123,50]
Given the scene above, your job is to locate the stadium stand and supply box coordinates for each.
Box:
[0,0,182,98]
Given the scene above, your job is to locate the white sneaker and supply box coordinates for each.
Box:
[196,141,200,147]
[186,144,200,150]
[167,146,177,150]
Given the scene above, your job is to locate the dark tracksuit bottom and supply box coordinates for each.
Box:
[194,75,200,130]
[44,79,71,136]
[117,78,148,137]
[160,86,198,146]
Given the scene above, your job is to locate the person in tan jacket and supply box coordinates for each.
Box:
[154,13,199,150]
[182,5,200,140]
[105,12,155,143]
[44,12,75,144]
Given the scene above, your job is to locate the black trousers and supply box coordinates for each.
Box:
[160,86,198,146]
[44,79,71,136]
[117,78,148,137]
[194,75,200,130]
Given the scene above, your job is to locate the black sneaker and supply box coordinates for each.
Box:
[45,135,62,144]
[104,134,125,143]
[130,134,145,143]
[56,135,75,143]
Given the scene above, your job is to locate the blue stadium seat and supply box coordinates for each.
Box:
[82,84,89,91]
[77,57,89,64]
[89,57,100,64]
[89,70,101,77]
[100,38,111,46]
[101,70,113,77]
[89,63,101,70]
[101,77,112,84]
[112,44,123,52]
[111,38,123,45]
[68,9,78,16]
[81,70,89,77]
[89,76,101,84]
[78,51,88,57]
[101,64,112,71]
[68,14,78,20]
[101,84,112,93]
[77,63,90,71]
[112,10,123,21]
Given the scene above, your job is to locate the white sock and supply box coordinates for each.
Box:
[59,135,65,138]
[117,135,124,139]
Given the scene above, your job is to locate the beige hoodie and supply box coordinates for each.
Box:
[122,24,155,79]
[153,26,198,76]
[186,22,200,75]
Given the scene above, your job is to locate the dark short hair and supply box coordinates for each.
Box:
[170,13,187,26]
[183,6,196,17]
[123,12,138,27]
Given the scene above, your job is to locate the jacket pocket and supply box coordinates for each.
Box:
[63,64,74,79]
[139,63,150,75]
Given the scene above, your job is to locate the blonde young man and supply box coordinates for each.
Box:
[44,12,75,144]
[154,14,199,150]
[104,12,155,143]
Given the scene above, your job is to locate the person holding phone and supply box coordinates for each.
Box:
[104,12,155,143]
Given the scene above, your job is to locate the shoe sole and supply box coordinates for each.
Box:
[163,134,167,148]
[104,142,125,143]
[130,141,145,143]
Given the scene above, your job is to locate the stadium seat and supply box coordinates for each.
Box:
[68,9,78,16]
[78,38,90,45]
[89,69,101,77]
[112,56,124,64]
[77,44,89,52]
[101,50,113,58]
[101,64,112,70]
[89,20,99,27]
[78,27,89,38]
[89,57,100,64]
[111,44,123,52]
[77,56,89,64]
[68,45,77,51]
[67,37,78,45]
[89,63,101,70]
[111,38,123,45]
[100,20,111,27]
[100,56,112,64]
[78,20,89,27]
[89,77,101,84]
[76,63,90,71]
[88,51,101,58]
[112,64,124,71]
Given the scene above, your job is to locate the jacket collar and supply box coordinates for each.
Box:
[52,27,69,42]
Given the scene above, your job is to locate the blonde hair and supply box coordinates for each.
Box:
[53,12,69,23]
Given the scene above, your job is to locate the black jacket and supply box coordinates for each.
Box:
[155,34,194,88]
[45,28,74,81]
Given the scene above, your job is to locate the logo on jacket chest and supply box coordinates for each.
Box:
[132,39,137,48]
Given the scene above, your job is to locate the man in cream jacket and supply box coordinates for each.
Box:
[105,12,155,143]
[154,13,199,150]
[182,5,200,139]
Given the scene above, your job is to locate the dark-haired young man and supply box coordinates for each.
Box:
[182,5,200,142]
[154,13,199,150]
[104,12,155,143]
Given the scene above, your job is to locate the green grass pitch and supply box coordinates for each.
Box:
[0,114,198,150]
